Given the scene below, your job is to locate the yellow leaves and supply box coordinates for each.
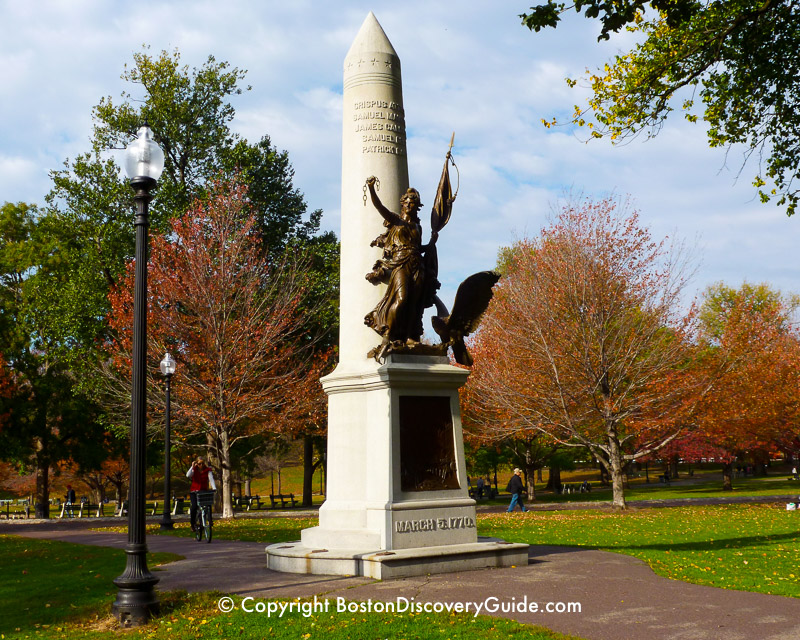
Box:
[478,504,800,598]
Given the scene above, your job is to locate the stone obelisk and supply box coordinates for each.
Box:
[266,13,528,579]
[338,11,408,368]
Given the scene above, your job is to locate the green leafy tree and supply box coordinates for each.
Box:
[43,49,338,497]
[44,48,333,361]
[521,0,800,215]
[0,202,108,517]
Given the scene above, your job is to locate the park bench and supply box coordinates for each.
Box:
[234,495,266,511]
[59,502,105,518]
[270,493,297,509]
[468,487,497,500]
[561,483,583,494]
[115,501,160,517]
[172,497,186,515]
[1,500,31,519]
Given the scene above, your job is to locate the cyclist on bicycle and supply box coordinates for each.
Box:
[186,457,216,532]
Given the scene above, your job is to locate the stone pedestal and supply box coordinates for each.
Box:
[266,356,529,578]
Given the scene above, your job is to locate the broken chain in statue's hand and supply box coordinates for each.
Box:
[363,176,380,206]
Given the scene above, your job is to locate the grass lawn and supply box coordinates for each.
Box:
[480,503,800,598]
[6,502,797,638]
[0,535,181,637]
[0,537,580,640]
[247,465,324,502]
[98,516,317,543]
[473,473,800,508]
[117,502,800,599]
[125,502,800,599]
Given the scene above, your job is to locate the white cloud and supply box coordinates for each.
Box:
[0,0,797,305]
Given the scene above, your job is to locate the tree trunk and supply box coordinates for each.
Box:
[537,468,543,483]
[524,465,536,499]
[34,455,50,519]
[607,434,627,510]
[523,443,537,499]
[670,456,679,479]
[302,434,314,507]
[244,477,251,498]
[722,462,733,491]
[545,465,561,493]
[219,431,234,518]
[110,481,125,509]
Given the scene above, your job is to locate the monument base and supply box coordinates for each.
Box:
[265,538,529,580]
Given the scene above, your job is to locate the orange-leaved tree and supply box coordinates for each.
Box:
[104,177,320,517]
[694,282,800,489]
[464,196,701,509]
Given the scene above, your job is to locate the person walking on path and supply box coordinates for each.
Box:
[186,458,216,531]
[65,485,76,518]
[506,468,527,512]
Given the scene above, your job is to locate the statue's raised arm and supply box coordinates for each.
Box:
[365,176,403,227]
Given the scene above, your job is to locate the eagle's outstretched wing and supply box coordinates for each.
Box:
[448,271,500,336]
[432,271,500,366]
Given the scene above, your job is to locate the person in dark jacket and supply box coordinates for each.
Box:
[506,468,527,512]
[65,485,76,518]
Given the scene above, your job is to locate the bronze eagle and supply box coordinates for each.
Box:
[431,270,500,366]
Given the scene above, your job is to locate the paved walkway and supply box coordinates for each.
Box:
[9,520,800,640]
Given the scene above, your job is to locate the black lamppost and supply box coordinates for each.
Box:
[112,124,165,626]
[159,353,176,530]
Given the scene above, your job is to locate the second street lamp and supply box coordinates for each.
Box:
[112,124,165,626]
[159,352,177,530]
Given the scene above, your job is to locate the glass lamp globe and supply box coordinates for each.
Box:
[124,124,165,181]
[160,352,177,377]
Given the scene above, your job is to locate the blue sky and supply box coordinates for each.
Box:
[1,1,798,308]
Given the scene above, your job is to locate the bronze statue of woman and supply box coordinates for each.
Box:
[364,176,438,354]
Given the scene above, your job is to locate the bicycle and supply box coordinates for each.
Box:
[195,490,215,543]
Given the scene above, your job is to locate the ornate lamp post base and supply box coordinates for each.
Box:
[112,544,160,625]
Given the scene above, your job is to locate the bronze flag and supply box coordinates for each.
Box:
[423,134,458,310]
[430,132,456,234]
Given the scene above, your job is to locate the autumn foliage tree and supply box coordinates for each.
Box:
[464,196,699,508]
[692,282,800,489]
[104,177,321,517]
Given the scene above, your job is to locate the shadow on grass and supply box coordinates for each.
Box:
[522,531,800,554]
[610,530,800,553]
